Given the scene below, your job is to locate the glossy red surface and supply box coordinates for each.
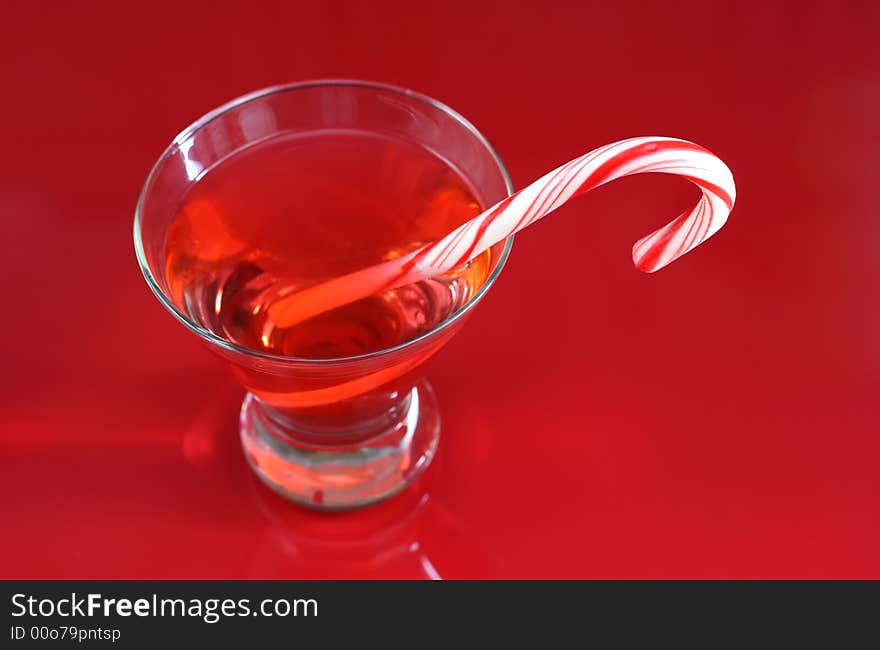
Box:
[2,1,878,579]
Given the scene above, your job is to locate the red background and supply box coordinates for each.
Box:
[2,1,878,578]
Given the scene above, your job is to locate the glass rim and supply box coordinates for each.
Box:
[133,79,515,365]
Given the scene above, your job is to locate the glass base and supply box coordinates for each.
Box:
[240,380,441,510]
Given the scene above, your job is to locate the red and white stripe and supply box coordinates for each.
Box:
[269,137,736,327]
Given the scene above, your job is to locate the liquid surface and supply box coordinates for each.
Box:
[164,131,492,359]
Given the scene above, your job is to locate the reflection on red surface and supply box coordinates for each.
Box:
[186,397,469,580]
[1,0,878,578]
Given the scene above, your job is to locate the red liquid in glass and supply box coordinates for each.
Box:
[164,130,492,361]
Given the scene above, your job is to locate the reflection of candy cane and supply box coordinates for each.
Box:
[269,137,736,328]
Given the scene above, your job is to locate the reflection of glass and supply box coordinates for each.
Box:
[247,471,440,579]
[135,81,513,509]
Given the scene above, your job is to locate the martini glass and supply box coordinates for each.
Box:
[134,81,513,509]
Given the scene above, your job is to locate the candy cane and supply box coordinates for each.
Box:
[268,137,736,328]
